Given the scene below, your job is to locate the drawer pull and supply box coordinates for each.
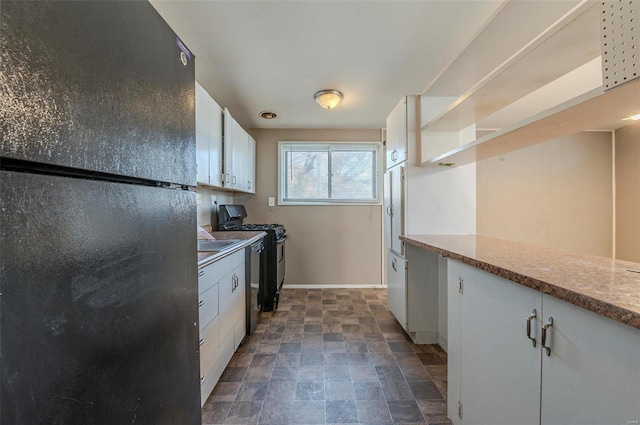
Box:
[198,300,205,307]
[198,270,205,277]
[199,338,205,346]
[541,317,554,356]
[526,309,537,347]
[391,258,398,272]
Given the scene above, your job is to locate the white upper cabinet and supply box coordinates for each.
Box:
[247,135,256,193]
[385,97,407,170]
[195,82,223,188]
[221,108,256,194]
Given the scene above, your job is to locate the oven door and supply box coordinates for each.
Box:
[275,236,287,305]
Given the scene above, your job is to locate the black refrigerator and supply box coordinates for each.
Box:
[1,2,201,424]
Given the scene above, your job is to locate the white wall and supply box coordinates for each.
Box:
[476,131,613,257]
[615,122,640,262]
[406,163,477,235]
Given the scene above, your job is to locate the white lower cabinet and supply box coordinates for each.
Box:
[198,250,246,406]
[448,259,640,425]
[540,295,640,425]
[387,250,407,329]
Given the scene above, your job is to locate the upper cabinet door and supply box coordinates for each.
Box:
[247,135,256,194]
[195,82,223,187]
[385,98,407,170]
[223,109,235,188]
[1,1,196,186]
[231,119,248,191]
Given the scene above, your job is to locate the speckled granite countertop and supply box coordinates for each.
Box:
[400,234,640,330]
[197,231,265,268]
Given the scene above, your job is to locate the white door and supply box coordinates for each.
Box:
[217,270,236,366]
[247,135,256,193]
[383,171,392,251]
[232,263,246,349]
[195,82,211,185]
[447,260,464,425]
[540,295,640,425]
[387,250,407,330]
[223,108,234,188]
[459,263,542,425]
[231,120,247,191]
[208,101,223,188]
[385,98,407,170]
[390,166,404,255]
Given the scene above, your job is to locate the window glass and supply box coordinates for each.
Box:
[279,142,381,205]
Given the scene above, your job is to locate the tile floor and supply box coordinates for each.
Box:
[202,288,451,425]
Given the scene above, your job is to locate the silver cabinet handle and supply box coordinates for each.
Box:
[198,270,205,277]
[225,173,230,183]
[391,149,397,162]
[232,175,237,185]
[391,258,398,272]
[198,299,204,307]
[541,317,554,356]
[386,205,392,216]
[526,309,537,347]
[200,376,206,385]
[199,338,205,346]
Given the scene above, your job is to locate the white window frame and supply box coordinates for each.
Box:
[278,141,382,206]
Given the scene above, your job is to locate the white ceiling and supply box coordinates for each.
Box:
[150,0,505,130]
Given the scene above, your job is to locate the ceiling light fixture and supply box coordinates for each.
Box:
[260,111,277,119]
[314,89,343,109]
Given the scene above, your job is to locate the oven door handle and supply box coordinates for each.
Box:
[275,236,287,245]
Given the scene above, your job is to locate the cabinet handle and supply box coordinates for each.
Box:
[232,175,237,185]
[198,270,205,277]
[199,338,205,346]
[541,316,554,356]
[386,205,393,216]
[248,181,251,189]
[391,149,397,162]
[526,309,537,347]
[225,173,230,183]
[200,376,206,385]
[199,299,205,307]
[391,258,398,271]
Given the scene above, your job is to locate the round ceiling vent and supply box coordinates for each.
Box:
[260,111,277,119]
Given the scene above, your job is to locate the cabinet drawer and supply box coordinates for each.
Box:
[199,317,220,371]
[200,348,224,407]
[199,282,219,330]
[198,250,244,294]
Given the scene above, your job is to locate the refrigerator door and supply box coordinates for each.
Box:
[0,171,200,425]
[0,1,196,186]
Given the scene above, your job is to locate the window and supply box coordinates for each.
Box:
[279,142,382,205]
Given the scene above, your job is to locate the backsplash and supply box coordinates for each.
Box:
[196,187,234,228]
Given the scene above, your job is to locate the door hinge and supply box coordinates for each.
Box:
[458,401,463,419]
[459,277,464,295]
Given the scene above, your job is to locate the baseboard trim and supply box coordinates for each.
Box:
[284,284,386,289]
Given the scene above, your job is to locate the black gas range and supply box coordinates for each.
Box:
[217,205,286,312]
